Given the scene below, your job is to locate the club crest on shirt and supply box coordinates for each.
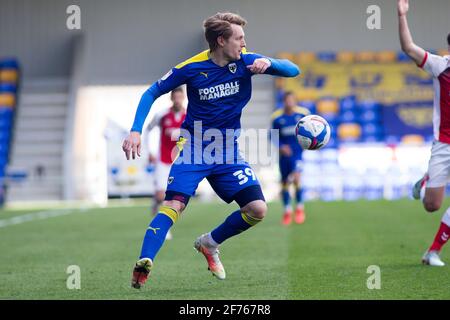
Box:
[228,63,237,74]
[168,176,174,184]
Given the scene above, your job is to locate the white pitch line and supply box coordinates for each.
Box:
[0,207,90,228]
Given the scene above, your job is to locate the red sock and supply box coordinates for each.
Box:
[429,222,450,252]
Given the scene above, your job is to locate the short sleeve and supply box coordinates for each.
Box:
[420,52,449,78]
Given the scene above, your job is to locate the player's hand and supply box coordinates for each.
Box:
[280,145,292,157]
[247,58,271,74]
[398,0,409,17]
[122,131,141,160]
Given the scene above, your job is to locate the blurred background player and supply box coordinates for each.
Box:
[122,12,300,288]
[398,0,450,266]
[144,87,186,240]
[271,91,310,225]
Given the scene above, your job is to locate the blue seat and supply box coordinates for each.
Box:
[339,96,357,112]
[362,134,383,142]
[316,52,336,62]
[0,109,13,121]
[321,112,339,123]
[0,144,9,154]
[0,152,8,163]
[0,118,12,129]
[0,58,19,70]
[361,123,383,136]
[385,135,400,145]
[6,170,28,182]
[358,100,380,111]
[358,110,381,123]
[0,83,17,94]
[0,134,10,144]
[397,51,411,62]
[340,110,359,123]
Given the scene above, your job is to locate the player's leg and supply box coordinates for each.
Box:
[194,163,266,280]
[132,160,209,288]
[281,180,292,225]
[132,199,185,288]
[292,170,305,224]
[419,141,450,266]
[209,196,267,245]
[423,187,445,213]
[413,141,447,211]
[422,187,448,266]
[423,205,450,266]
[279,157,293,225]
[153,161,173,240]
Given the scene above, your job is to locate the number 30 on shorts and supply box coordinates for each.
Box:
[233,168,256,185]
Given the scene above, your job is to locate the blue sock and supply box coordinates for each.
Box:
[139,206,178,260]
[282,183,291,209]
[211,210,262,244]
[295,186,303,204]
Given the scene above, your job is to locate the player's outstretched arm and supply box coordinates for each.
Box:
[131,84,162,134]
[398,0,426,65]
[247,57,300,77]
[122,83,162,160]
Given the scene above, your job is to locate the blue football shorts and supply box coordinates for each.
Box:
[279,155,303,183]
[164,137,265,207]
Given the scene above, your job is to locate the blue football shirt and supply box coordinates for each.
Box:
[156,49,266,135]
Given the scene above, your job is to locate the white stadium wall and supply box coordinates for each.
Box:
[1,0,449,202]
[1,0,449,82]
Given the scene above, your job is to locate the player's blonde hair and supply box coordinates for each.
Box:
[203,12,247,52]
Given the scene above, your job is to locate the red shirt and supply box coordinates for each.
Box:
[420,52,450,143]
[156,109,186,164]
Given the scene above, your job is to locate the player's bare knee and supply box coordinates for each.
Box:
[243,200,267,220]
[292,173,301,187]
[162,200,185,214]
[424,200,441,213]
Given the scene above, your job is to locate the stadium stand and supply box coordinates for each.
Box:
[5,77,69,202]
[275,50,442,145]
[0,58,19,205]
[276,50,445,201]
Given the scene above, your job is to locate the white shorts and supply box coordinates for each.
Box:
[154,161,172,191]
[427,140,450,188]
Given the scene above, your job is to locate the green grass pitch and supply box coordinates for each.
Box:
[0,198,449,299]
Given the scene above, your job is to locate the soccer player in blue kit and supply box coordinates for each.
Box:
[271,91,310,226]
[122,12,300,288]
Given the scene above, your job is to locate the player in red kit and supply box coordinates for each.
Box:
[398,0,450,266]
[145,87,186,240]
